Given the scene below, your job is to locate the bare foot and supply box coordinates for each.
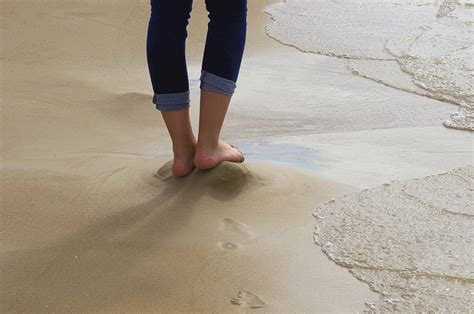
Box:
[172,146,196,177]
[194,140,245,170]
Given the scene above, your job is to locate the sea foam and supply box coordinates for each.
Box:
[265,0,473,130]
[313,166,473,311]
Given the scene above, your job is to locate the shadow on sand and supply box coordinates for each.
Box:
[1,161,266,312]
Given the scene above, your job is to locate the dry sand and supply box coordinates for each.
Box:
[1,0,378,312]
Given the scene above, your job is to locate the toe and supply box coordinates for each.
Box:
[228,143,244,162]
[234,148,244,162]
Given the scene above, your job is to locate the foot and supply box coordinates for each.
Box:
[172,145,196,177]
[194,140,245,170]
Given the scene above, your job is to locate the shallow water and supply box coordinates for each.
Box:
[231,139,329,172]
[265,1,474,310]
[313,166,474,311]
[265,0,474,130]
[157,139,329,173]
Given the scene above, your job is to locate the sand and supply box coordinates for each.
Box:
[2,0,472,311]
[2,160,377,312]
[1,0,378,312]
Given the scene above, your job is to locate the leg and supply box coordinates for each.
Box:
[147,0,196,176]
[194,0,248,170]
[160,109,196,176]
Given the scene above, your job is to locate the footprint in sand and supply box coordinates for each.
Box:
[221,218,255,239]
[155,161,174,181]
[231,290,266,309]
[217,241,241,250]
[217,218,255,251]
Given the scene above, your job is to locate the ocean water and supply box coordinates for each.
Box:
[265,0,473,130]
[265,1,474,310]
[313,166,473,311]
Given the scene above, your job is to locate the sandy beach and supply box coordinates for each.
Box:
[1,0,472,312]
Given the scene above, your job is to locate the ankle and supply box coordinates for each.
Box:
[173,140,196,158]
[197,138,219,150]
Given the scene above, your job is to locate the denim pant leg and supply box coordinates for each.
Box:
[201,0,248,96]
[147,0,193,111]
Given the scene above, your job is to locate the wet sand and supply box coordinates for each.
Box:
[1,0,378,312]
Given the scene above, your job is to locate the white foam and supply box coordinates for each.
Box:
[265,0,474,130]
[313,166,474,311]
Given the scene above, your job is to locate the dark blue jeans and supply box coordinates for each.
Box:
[147,0,247,111]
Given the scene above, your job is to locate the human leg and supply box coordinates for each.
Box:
[147,0,196,176]
[194,0,248,170]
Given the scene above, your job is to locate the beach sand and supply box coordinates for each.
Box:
[2,0,472,311]
[1,0,378,312]
[2,160,376,312]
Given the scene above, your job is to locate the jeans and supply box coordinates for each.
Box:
[146,0,248,111]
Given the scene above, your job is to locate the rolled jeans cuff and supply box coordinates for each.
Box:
[152,91,190,111]
[200,70,237,96]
